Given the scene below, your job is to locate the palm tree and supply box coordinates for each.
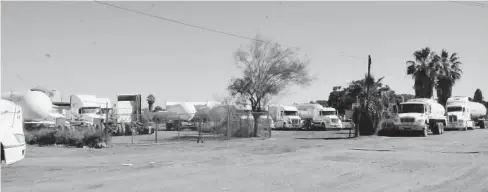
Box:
[146,94,156,112]
[346,74,393,135]
[436,50,462,106]
[406,47,442,98]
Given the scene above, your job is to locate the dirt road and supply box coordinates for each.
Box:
[3,130,488,192]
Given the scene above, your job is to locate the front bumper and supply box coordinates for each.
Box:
[313,122,343,129]
[446,122,467,129]
[284,123,301,128]
[394,124,425,131]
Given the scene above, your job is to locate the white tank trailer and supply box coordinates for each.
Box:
[294,103,324,130]
[445,96,487,130]
[1,90,62,130]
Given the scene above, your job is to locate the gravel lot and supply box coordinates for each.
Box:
[3,129,488,192]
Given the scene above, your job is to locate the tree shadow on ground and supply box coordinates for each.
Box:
[376,129,433,137]
[295,137,354,140]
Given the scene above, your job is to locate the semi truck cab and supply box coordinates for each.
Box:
[392,99,446,137]
[446,105,473,130]
[0,99,26,165]
[313,108,343,130]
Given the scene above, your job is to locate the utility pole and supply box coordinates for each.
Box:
[356,55,372,138]
[104,102,110,146]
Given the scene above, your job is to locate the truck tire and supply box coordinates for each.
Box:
[116,124,123,136]
[421,126,428,137]
[431,125,439,135]
[433,122,444,135]
[1,143,5,162]
[321,123,326,131]
[480,121,485,129]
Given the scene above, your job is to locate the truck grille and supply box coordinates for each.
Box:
[292,119,299,125]
[400,118,415,123]
[331,119,339,123]
[449,115,457,122]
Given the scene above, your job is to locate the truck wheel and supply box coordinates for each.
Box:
[116,124,122,136]
[480,121,485,129]
[322,123,326,131]
[431,123,440,135]
[434,122,444,135]
[1,143,5,162]
[421,127,428,137]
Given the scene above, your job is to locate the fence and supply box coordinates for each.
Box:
[107,110,273,145]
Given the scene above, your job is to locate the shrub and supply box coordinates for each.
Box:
[25,126,106,148]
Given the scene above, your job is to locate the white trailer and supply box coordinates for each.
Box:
[445,96,487,130]
[0,99,26,165]
[268,104,301,129]
[392,98,446,137]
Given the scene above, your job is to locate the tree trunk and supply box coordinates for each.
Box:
[252,113,260,137]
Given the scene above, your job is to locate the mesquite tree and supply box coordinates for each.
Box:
[228,35,314,137]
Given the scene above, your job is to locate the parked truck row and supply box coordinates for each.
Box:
[384,96,488,137]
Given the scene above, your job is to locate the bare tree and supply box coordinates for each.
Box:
[228,35,315,137]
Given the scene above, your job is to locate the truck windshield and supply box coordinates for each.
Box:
[283,111,298,116]
[320,111,336,116]
[81,107,100,114]
[447,106,463,112]
[400,104,424,113]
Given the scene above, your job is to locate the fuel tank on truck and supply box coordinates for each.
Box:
[293,103,324,119]
[1,91,54,121]
[163,102,197,121]
[468,101,487,119]
[408,98,446,117]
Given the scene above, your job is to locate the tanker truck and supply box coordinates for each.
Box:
[392,98,446,137]
[162,102,197,131]
[268,104,301,129]
[445,96,487,130]
[1,90,63,130]
[0,99,26,165]
[312,107,343,130]
[294,103,323,130]
[294,104,343,130]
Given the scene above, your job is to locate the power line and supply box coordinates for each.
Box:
[93,1,294,48]
[93,1,367,60]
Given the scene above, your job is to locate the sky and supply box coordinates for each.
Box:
[2,1,488,109]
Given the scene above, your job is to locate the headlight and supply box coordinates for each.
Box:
[393,116,400,123]
[14,133,26,144]
[416,119,425,124]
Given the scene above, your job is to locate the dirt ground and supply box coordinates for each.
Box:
[3,129,488,192]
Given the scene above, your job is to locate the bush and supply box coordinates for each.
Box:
[25,126,106,148]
